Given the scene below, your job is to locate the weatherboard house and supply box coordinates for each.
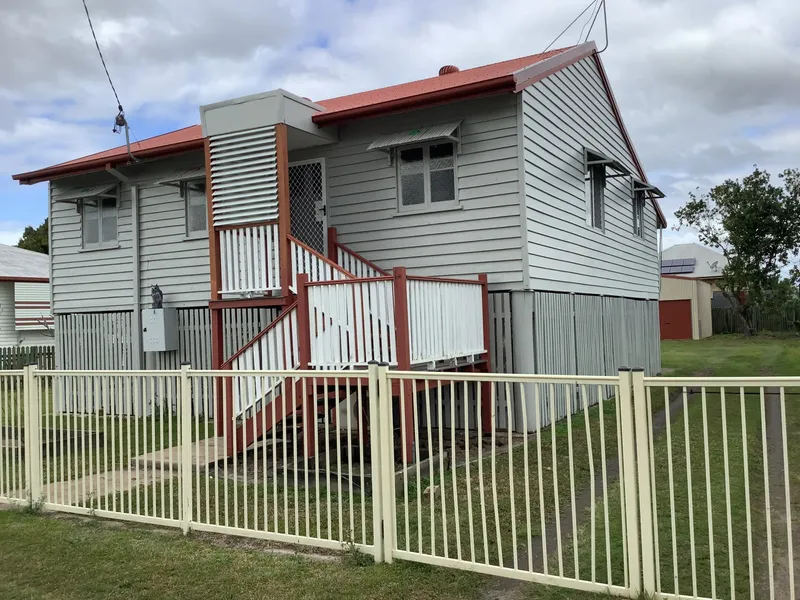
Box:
[12,42,663,452]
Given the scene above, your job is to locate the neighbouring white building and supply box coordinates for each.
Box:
[0,243,53,347]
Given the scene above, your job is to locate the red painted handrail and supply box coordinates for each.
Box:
[406,274,483,286]
[220,302,298,370]
[289,235,354,280]
[334,241,389,276]
[305,275,393,287]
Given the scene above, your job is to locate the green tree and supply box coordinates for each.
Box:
[675,167,800,335]
[16,219,48,254]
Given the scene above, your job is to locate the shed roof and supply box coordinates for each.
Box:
[661,243,727,280]
[0,243,49,282]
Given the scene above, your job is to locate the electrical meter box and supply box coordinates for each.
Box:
[141,308,178,352]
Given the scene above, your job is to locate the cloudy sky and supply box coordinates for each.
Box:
[1,0,799,247]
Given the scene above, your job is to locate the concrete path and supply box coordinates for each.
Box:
[17,437,227,505]
[132,437,226,470]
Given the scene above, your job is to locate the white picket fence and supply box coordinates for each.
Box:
[1,366,797,600]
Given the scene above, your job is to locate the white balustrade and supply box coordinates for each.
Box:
[218,223,280,296]
[307,279,396,369]
[406,278,485,365]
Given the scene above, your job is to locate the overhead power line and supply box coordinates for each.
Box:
[543,0,599,52]
[577,0,601,44]
[80,0,139,160]
[81,0,122,112]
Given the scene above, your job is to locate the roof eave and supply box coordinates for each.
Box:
[12,138,205,185]
[311,75,517,126]
[0,276,49,284]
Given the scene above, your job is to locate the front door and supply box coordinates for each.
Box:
[288,159,326,254]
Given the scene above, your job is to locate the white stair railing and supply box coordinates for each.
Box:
[335,245,388,279]
[224,304,299,415]
[290,236,352,291]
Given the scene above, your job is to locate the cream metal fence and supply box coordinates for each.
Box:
[1,365,797,599]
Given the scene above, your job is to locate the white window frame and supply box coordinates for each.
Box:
[396,140,459,212]
[80,192,119,250]
[182,179,208,238]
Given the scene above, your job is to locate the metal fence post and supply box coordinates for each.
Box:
[367,362,385,563]
[24,363,43,505]
[632,367,656,595]
[180,363,193,535]
[377,363,395,564]
[617,367,641,595]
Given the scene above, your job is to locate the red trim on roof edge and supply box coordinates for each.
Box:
[13,138,204,185]
[592,53,667,228]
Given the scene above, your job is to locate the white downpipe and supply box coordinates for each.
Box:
[131,184,142,369]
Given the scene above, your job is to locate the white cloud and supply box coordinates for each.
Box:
[0,0,799,231]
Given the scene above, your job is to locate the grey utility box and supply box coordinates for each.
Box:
[141,308,179,352]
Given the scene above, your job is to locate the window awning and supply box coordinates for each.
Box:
[54,183,117,204]
[156,166,207,187]
[633,178,665,199]
[584,147,631,178]
[367,121,461,152]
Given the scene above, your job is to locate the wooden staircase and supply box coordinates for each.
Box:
[220,233,380,457]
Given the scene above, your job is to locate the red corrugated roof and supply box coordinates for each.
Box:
[313,48,571,123]
[12,125,205,184]
[50,125,203,170]
[12,48,575,184]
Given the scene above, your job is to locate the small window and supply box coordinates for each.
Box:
[82,196,118,248]
[184,180,208,236]
[632,189,645,238]
[398,141,457,211]
[587,164,606,230]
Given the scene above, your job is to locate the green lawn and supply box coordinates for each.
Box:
[1,335,798,600]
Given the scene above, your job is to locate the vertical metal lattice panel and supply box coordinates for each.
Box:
[488,291,515,430]
[55,312,133,370]
[533,291,577,425]
[288,160,325,254]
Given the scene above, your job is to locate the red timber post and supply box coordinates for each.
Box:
[204,136,227,438]
[327,226,338,264]
[392,267,414,463]
[296,273,315,458]
[479,273,492,434]
[275,123,292,299]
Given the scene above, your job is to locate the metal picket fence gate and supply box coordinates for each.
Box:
[1,364,797,600]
